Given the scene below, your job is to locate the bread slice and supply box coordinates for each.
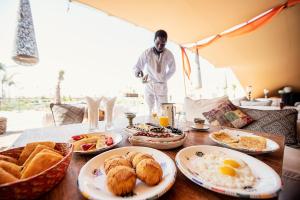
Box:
[21,150,63,179]
[18,142,55,165]
[0,161,21,178]
[0,167,18,185]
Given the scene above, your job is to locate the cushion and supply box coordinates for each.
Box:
[240,100,272,106]
[240,107,298,145]
[203,100,253,128]
[184,96,229,122]
[50,103,85,126]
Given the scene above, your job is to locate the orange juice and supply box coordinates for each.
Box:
[159,116,169,127]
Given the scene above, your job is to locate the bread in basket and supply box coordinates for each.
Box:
[0,142,73,200]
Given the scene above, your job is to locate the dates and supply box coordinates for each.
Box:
[134,131,172,138]
[150,127,165,133]
[166,126,183,135]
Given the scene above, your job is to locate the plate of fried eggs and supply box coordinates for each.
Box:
[209,129,280,155]
[175,145,281,199]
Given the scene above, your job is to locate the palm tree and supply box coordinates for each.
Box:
[55,70,65,104]
[1,73,16,99]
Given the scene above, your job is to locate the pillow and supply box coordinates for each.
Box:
[184,96,229,122]
[203,100,253,128]
[240,107,298,145]
[50,103,85,126]
[240,100,272,106]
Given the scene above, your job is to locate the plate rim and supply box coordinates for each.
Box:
[128,134,187,150]
[78,146,177,200]
[175,145,282,199]
[71,132,123,154]
[190,125,210,131]
[208,130,280,154]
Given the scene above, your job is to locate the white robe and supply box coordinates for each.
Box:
[133,48,176,114]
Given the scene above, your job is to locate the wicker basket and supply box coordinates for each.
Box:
[0,117,7,134]
[0,143,73,200]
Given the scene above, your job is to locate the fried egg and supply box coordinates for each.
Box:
[190,151,255,189]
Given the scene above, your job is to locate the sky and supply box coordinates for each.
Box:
[0,0,245,101]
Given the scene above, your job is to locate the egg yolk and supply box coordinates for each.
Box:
[223,159,240,168]
[219,166,236,176]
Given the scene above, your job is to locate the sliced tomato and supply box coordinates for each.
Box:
[105,137,113,146]
[72,135,83,141]
[81,143,96,151]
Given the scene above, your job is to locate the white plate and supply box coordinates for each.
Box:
[190,125,210,131]
[128,133,187,150]
[175,145,281,199]
[71,132,122,155]
[209,129,280,155]
[78,146,176,200]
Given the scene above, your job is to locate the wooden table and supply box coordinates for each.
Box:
[12,119,285,200]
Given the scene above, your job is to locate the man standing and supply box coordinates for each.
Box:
[133,30,176,115]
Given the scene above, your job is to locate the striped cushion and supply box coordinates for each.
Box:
[241,107,298,145]
[50,104,85,126]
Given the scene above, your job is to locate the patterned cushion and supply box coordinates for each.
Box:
[203,100,253,128]
[240,107,298,145]
[50,103,85,126]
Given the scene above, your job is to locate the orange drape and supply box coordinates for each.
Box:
[181,46,191,79]
[181,0,300,79]
[222,4,284,37]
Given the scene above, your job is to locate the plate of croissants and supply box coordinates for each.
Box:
[0,141,73,200]
[78,146,176,200]
[70,132,122,154]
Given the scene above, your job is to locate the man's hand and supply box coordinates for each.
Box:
[142,74,149,83]
[135,71,144,78]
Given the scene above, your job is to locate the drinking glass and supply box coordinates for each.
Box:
[103,97,117,131]
[86,97,102,131]
[159,116,169,127]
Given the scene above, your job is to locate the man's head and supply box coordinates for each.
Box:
[154,30,168,53]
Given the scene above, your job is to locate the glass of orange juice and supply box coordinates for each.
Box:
[159,116,169,127]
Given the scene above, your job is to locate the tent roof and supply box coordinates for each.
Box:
[74,0,285,44]
[74,0,300,97]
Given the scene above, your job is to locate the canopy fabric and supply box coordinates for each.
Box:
[181,0,300,82]
[74,0,285,44]
[198,4,300,97]
[74,0,300,97]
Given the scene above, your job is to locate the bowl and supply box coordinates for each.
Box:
[0,143,73,200]
[283,86,292,93]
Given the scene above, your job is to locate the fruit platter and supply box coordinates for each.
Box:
[70,132,122,155]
